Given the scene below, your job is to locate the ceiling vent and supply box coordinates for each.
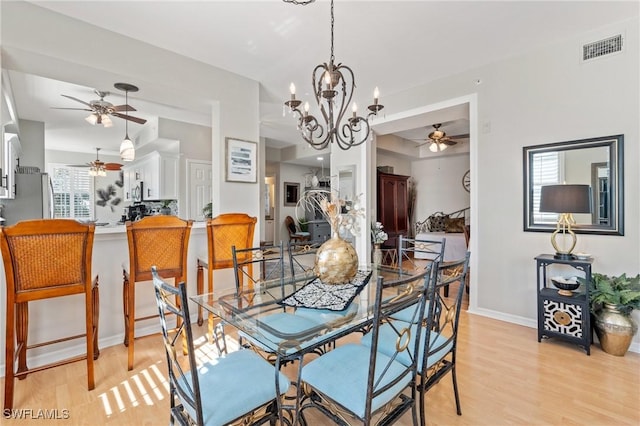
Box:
[582,34,623,61]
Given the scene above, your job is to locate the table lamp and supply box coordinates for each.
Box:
[539,184,592,259]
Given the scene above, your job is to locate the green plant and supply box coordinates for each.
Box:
[298,219,309,232]
[161,199,173,208]
[203,202,213,219]
[580,273,640,315]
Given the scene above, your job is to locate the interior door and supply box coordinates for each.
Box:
[187,160,212,221]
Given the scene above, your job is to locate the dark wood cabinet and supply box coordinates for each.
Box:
[377,172,409,249]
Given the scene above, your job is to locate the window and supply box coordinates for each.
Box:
[531,151,563,223]
[49,164,93,220]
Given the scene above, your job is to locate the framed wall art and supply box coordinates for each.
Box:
[284,182,300,206]
[225,137,257,183]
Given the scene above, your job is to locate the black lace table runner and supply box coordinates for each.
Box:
[279,270,373,311]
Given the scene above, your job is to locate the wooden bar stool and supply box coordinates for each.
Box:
[196,213,256,339]
[1,219,98,411]
[123,215,193,371]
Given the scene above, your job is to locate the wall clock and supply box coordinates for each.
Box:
[462,170,470,192]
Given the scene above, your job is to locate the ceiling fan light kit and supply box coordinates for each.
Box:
[429,141,448,153]
[88,148,107,177]
[55,82,147,159]
[283,0,383,151]
[114,82,140,162]
[420,123,469,153]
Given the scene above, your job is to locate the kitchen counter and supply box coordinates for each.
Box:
[93,220,206,235]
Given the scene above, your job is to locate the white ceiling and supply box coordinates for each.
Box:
[6,1,638,165]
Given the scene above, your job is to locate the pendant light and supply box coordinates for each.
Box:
[114,83,139,162]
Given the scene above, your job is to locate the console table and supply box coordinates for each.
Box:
[535,254,593,355]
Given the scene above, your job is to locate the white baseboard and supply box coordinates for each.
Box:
[466,306,640,354]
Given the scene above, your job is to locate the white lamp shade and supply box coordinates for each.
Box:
[120,138,135,162]
[85,114,98,125]
[429,142,448,152]
[101,114,113,128]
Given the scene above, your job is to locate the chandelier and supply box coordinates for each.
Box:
[284,0,384,150]
[283,0,315,4]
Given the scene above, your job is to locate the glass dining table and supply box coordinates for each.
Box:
[190,263,429,423]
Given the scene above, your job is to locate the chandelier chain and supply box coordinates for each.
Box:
[330,0,335,63]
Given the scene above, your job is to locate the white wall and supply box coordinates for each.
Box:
[376,152,412,177]
[384,18,640,351]
[411,153,470,224]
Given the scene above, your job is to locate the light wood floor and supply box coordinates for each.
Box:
[2,283,639,425]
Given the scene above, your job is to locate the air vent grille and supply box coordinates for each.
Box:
[583,34,623,61]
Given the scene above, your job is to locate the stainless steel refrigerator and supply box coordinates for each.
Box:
[4,172,54,225]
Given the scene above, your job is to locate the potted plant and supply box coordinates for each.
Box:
[202,202,212,219]
[580,273,640,356]
[160,200,173,215]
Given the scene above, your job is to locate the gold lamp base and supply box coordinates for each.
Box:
[550,213,577,258]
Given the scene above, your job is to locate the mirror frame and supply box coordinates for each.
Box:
[523,134,624,235]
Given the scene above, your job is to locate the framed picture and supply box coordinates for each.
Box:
[284,182,300,206]
[225,137,257,183]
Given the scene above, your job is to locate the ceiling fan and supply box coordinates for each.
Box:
[70,148,123,176]
[54,89,147,127]
[418,123,469,152]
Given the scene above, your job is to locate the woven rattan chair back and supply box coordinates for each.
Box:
[196,213,256,336]
[0,219,97,411]
[208,213,257,270]
[123,215,193,370]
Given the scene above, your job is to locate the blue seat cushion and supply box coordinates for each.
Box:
[294,302,359,323]
[239,311,324,355]
[390,300,431,323]
[179,349,289,425]
[360,322,452,372]
[301,343,412,419]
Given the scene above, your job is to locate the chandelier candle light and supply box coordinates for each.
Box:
[284,0,383,150]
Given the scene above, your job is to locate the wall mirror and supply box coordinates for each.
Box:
[337,165,355,201]
[523,134,623,235]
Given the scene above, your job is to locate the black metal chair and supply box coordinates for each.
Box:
[287,239,324,280]
[151,266,289,426]
[298,265,434,425]
[232,241,286,294]
[398,234,446,271]
[416,252,469,424]
[232,242,324,363]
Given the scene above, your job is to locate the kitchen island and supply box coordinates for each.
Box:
[0,220,241,375]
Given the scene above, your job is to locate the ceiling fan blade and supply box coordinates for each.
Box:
[111,112,147,125]
[111,104,137,112]
[448,133,470,140]
[442,139,458,146]
[61,94,93,108]
[104,163,123,171]
[52,107,93,111]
